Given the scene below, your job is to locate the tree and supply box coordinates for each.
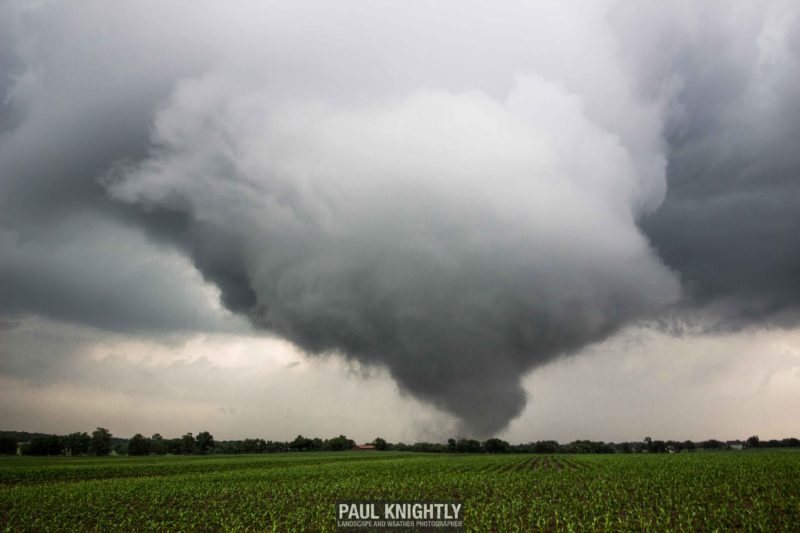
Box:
[128,434,151,456]
[290,435,314,452]
[0,435,17,455]
[196,431,215,454]
[563,440,614,454]
[372,437,388,451]
[455,439,482,453]
[532,440,559,453]
[239,438,263,453]
[746,435,760,449]
[324,435,355,451]
[181,432,196,455]
[483,438,510,453]
[150,434,167,455]
[290,435,304,451]
[409,442,446,453]
[112,442,128,455]
[24,435,63,456]
[91,427,112,456]
[166,438,183,455]
[64,432,91,456]
[265,440,287,453]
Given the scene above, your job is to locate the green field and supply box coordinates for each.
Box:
[1,451,799,531]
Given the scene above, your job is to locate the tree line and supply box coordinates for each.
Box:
[1,429,798,456]
[0,428,114,456]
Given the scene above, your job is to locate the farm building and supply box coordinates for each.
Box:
[351,444,376,451]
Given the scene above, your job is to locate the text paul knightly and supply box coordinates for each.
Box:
[336,501,464,531]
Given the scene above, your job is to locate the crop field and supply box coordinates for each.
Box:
[1,451,799,531]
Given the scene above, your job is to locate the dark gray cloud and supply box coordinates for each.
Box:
[0,2,244,334]
[611,1,800,328]
[1,1,799,436]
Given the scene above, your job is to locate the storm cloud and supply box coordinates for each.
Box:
[1,1,799,435]
[612,1,800,328]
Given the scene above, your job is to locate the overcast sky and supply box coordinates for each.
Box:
[1,0,799,442]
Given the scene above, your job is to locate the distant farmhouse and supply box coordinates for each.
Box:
[352,444,376,451]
